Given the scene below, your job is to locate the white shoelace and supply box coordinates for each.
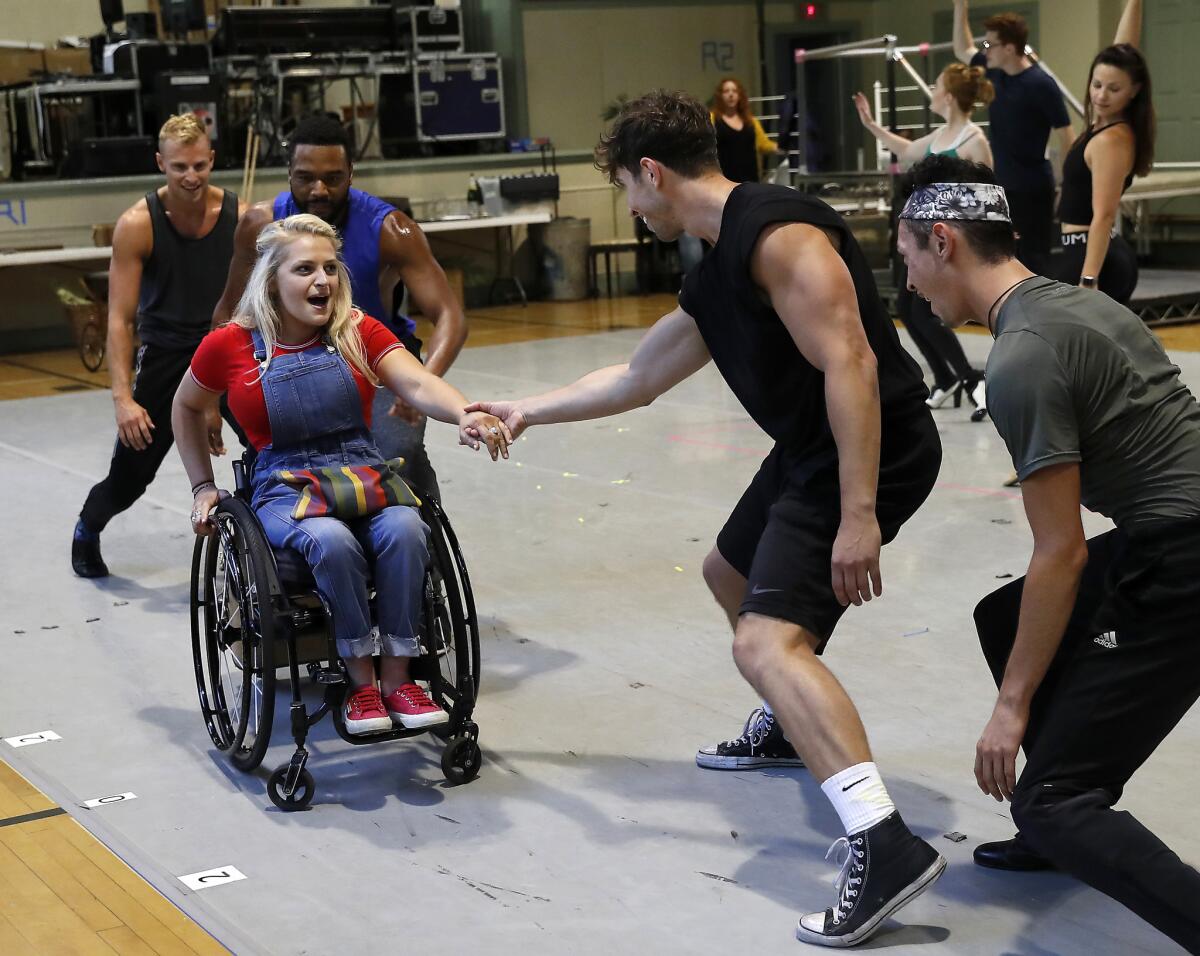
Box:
[726,707,772,747]
[825,835,866,924]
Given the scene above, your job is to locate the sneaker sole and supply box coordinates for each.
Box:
[345,715,394,734]
[389,710,450,730]
[795,853,947,948]
[695,753,805,770]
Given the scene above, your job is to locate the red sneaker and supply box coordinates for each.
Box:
[343,686,393,735]
[383,682,448,729]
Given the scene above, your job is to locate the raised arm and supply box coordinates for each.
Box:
[852,92,928,166]
[1114,0,1142,48]
[211,203,272,327]
[379,210,467,377]
[752,222,881,608]
[106,205,154,450]
[953,0,979,63]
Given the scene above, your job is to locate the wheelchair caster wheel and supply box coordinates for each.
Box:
[441,735,481,785]
[267,765,315,811]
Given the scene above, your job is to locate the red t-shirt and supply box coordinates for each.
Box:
[189,315,404,450]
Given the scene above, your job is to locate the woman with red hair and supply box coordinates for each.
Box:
[709,77,778,183]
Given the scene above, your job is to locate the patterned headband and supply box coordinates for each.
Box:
[899,183,1011,223]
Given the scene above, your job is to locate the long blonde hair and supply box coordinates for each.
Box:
[233,214,377,385]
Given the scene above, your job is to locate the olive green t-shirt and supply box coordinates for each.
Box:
[987,278,1200,528]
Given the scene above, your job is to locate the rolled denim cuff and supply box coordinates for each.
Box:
[378,629,421,658]
[337,628,379,660]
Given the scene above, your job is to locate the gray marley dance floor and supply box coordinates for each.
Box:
[1,328,1196,955]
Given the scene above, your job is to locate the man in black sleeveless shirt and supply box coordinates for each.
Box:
[467,91,945,947]
[72,114,244,577]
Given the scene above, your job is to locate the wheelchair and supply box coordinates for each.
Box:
[189,456,481,811]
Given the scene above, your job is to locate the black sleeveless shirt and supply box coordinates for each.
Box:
[1057,122,1135,227]
[714,116,760,183]
[137,188,238,350]
[679,183,929,460]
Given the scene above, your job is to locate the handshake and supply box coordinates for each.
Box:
[456,400,528,462]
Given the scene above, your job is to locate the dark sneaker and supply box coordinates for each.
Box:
[71,522,109,578]
[796,812,946,948]
[695,707,805,770]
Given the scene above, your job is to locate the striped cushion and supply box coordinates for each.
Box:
[273,458,421,520]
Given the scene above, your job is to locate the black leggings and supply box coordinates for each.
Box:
[975,527,1200,953]
[1053,232,1139,306]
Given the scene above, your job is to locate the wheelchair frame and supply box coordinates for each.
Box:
[189,458,482,810]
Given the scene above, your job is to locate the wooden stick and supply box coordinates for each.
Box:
[240,123,254,198]
[245,131,260,205]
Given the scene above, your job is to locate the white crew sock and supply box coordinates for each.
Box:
[821,762,896,835]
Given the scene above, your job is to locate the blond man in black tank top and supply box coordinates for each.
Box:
[73,115,246,578]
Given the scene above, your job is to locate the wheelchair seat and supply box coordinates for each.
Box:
[271,546,316,589]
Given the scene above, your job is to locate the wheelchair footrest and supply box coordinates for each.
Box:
[306,662,346,685]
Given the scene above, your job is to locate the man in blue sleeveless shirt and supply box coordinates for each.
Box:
[213,116,466,498]
[73,114,244,578]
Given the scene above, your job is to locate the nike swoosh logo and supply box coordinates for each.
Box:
[842,776,870,792]
[751,585,782,595]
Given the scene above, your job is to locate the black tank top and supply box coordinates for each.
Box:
[714,116,760,184]
[137,188,238,350]
[678,183,929,459]
[1057,122,1135,226]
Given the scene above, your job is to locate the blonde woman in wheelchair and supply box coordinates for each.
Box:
[173,214,510,734]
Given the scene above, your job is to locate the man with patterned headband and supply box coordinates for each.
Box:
[898,153,1200,953]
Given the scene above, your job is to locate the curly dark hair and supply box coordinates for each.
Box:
[286,114,351,165]
[594,89,719,184]
[899,155,1016,264]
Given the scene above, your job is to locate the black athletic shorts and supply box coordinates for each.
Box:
[717,411,941,652]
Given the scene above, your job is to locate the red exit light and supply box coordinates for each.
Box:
[804,3,819,17]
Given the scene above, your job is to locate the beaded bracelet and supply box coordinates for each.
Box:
[191,479,216,496]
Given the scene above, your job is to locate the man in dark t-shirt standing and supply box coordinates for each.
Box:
[467,90,946,948]
[953,2,1073,276]
[897,154,1200,953]
[72,114,244,578]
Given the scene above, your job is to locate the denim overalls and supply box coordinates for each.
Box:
[248,330,428,659]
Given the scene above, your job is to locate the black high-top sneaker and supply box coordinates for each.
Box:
[796,812,946,948]
[696,707,805,770]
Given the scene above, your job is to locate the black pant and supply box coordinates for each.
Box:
[974,526,1200,953]
[896,276,980,392]
[369,332,441,501]
[1006,184,1055,277]
[80,344,194,533]
[1053,232,1139,306]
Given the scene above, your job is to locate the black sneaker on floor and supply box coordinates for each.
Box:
[796,812,946,948]
[71,524,109,578]
[695,707,805,770]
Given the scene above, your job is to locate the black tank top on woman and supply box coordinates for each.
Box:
[137,188,238,350]
[714,116,760,183]
[678,183,929,460]
[1057,121,1135,226]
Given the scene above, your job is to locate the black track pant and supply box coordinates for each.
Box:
[975,525,1200,954]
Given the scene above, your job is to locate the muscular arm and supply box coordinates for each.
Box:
[976,462,1088,800]
[379,210,466,376]
[953,0,979,63]
[752,222,882,606]
[211,203,273,327]
[106,205,150,402]
[520,307,711,426]
[1081,128,1136,281]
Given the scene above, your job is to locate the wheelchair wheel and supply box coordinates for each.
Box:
[266,765,315,811]
[191,498,278,772]
[418,498,481,718]
[441,734,481,785]
[79,321,104,372]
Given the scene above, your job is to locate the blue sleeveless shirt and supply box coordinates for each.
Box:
[273,188,414,336]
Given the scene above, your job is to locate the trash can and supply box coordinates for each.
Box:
[538,216,591,301]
